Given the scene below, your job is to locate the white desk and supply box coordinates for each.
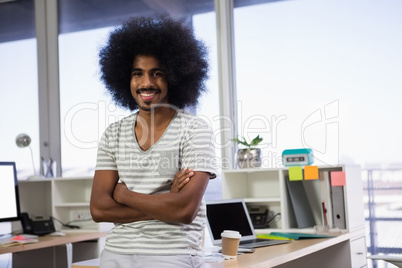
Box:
[206,229,366,268]
[0,231,106,268]
[71,229,366,268]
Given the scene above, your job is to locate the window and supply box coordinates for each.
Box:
[0,1,39,179]
[193,12,220,200]
[233,1,402,168]
[59,27,130,176]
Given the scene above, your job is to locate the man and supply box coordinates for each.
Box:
[90,15,217,267]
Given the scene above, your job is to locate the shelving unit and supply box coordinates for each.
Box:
[13,177,109,266]
[222,168,285,229]
[17,177,100,231]
[222,165,365,232]
[222,165,367,267]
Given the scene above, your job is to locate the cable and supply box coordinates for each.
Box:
[266,213,281,225]
[50,216,80,229]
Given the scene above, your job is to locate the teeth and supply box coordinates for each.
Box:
[141,93,155,97]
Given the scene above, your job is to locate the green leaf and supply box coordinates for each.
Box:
[249,135,263,147]
[232,135,263,148]
[235,137,248,147]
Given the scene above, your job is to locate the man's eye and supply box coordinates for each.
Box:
[153,72,164,77]
[132,72,142,77]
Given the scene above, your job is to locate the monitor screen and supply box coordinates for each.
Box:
[0,162,21,222]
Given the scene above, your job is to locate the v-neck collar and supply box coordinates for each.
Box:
[132,110,178,153]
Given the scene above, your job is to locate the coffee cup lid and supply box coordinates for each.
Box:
[221,230,242,239]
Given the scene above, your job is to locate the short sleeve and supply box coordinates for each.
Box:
[95,125,118,171]
[180,114,218,179]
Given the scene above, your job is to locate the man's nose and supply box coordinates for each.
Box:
[141,74,155,88]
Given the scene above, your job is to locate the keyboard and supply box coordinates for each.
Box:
[239,238,289,248]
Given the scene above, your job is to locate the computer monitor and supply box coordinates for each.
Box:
[0,162,21,222]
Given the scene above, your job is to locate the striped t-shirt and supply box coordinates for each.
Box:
[95,109,217,255]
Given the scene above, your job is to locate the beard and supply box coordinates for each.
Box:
[138,101,153,112]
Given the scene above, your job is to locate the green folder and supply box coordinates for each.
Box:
[268,232,334,240]
[256,234,294,241]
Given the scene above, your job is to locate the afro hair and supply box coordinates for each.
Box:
[98,15,209,111]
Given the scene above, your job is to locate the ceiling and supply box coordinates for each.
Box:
[0,0,284,43]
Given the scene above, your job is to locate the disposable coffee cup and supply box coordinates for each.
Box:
[221,230,242,259]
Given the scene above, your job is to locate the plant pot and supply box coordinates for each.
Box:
[237,148,262,169]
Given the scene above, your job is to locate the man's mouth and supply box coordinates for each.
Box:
[137,89,161,101]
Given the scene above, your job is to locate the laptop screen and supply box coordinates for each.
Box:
[206,199,256,243]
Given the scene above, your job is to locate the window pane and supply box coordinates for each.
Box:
[0,2,39,180]
[59,27,130,177]
[193,12,221,200]
[234,0,402,167]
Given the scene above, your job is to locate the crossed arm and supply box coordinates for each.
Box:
[90,168,210,224]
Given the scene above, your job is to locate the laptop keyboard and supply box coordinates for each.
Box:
[239,239,289,248]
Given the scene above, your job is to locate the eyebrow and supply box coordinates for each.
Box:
[131,67,163,72]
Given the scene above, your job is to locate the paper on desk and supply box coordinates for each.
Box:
[257,234,294,241]
[0,235,39,247]
[268,232,334,240]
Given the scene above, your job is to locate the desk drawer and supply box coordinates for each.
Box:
[350,236,367,268]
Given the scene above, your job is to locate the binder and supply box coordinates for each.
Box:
[331,185,346,229]
[286,177,316,228]
[319,171,333,227]
[303,179,323,226]
[285,170,347,229]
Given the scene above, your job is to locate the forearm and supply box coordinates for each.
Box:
[114,172,209,224]
[90,196,152,223]
[90,170,152,224]
[115,191,193,224]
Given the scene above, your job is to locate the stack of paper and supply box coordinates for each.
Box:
[0,235,38,247]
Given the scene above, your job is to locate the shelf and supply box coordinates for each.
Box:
[223,168,281,174]
[243,197,281,203]
[54,202,90,207]
[52,176,92,181]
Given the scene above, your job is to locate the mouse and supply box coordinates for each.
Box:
[49,231,66,237]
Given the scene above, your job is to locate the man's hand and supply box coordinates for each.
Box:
[170,167,194,193]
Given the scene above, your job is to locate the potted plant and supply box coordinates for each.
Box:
[232,135,263,168]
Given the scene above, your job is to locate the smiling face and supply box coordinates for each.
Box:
[130,55,169,112]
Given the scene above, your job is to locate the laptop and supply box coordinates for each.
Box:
[206,199,290,248]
